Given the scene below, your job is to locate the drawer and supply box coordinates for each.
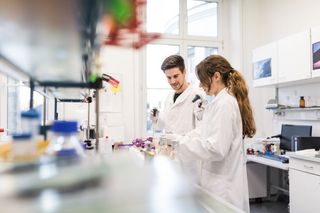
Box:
[290,157,320,176]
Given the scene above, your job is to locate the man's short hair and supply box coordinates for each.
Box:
[161,55,185,72]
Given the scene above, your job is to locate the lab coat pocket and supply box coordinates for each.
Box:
[200,169,230,200]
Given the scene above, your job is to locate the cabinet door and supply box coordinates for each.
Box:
[278,30,311,84]
[252,42,278,87]
[289,169,320,213]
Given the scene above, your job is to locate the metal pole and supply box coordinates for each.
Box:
[87,89,91,140]
[275,87,279,104]
[29,79,34,109]
[95,89,100,152]
[43,87,47,126]
[54,98,58,120]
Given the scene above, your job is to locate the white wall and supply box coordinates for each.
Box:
[242,0,320,137]
[0,74,7,130]
[222,0,243,69]
[98,46,141,142]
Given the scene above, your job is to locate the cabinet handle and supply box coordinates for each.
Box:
[303,165,314,169]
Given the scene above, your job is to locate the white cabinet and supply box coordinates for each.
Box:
[252,42,278,87]
[289,153,320,213]
[252,30,313,87]
[277,30,311,84]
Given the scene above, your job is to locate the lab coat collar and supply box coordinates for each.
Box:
[210,88,228,105]
[170,83,193,107]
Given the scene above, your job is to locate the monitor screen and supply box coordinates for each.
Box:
[295,137,320,151]
[280,124,312,151]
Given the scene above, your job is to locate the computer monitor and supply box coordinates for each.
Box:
[294,137,320,151]
[280,124,312,151]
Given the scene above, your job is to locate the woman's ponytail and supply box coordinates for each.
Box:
[228,71,256,138]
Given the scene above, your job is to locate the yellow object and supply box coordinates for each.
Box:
[110,85,121,93]
[0,140,49,162]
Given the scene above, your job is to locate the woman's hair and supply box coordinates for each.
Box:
[196,55,256,138]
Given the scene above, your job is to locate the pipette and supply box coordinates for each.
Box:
[152,108,158,139]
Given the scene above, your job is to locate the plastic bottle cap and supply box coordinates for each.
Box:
[21,109,40,119]
[12,133,32,140]
[57,149,78,157]
[51,121,78,133]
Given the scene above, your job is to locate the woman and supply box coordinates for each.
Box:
[177,55,256,212]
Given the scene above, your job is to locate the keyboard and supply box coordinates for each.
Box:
[258,154,289,163]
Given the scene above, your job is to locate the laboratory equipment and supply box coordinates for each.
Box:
[20,109,40,137]
[257,152,289,163]
[11,133,37,161]
[46,121,85,157]
[280,124,312,151]
[294,136,320,151]
[151,108,158,138]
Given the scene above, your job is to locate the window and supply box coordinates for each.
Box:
[187,0,218,37]
[7,78,44,133]
[144,0,221,134]
[187,46,218,85]
[146,44,179,133]
[146,0,180,35]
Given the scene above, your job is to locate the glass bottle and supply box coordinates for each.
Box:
[299,96,305,108]
[47,121,85,157]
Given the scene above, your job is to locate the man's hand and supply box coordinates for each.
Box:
[149,108,159,123]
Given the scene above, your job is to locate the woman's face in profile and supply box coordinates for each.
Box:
[200,73,221,96]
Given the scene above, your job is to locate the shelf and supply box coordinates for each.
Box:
[268,107,320,111]
[268,107,320,121]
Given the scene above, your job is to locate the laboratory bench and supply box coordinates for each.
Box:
[0,150,245,213]
[288,150,320,213]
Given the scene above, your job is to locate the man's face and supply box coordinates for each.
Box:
[164,67,185,92]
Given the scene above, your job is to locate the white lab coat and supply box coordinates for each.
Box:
[156,84,204,135]
[155,84,204,182]
[177,89,250,213]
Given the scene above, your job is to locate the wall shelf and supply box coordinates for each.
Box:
[267,107,320,121]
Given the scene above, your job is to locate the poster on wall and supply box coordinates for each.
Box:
[99,73,122,113]
[253,58,272,80]
[311,27,320,77]
[313,41,320,70]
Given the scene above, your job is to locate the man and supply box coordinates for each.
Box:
[150,55,205,135]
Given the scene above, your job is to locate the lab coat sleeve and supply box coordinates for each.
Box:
[179,101,235,161]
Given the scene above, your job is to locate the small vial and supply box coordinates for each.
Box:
[299,96,305,108]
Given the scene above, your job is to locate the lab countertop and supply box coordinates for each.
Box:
[0,152,244,213]
[288,149,320,163]
[246,154,289,170]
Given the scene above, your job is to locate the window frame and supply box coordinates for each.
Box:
[141,0,224,136]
